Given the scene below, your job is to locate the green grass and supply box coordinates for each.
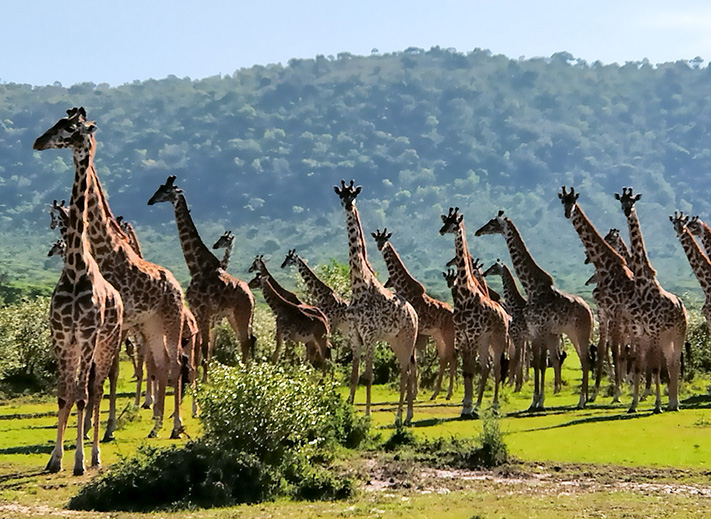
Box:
[2,356,711,517]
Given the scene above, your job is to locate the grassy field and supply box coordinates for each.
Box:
[2,357,711,518]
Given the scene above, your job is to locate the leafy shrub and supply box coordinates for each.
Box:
[477,409,508,467]
[69,442,278,511]
[0,297,54,394]
[383,422,418,451]
[199,362,367,463]
[684,308,711,379]
[70,362,366,511]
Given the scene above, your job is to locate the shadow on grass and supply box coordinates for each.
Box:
[680,394,711,410]
[0,443,71,456]
[0,468,47,488]
[513,409,651,434]
[0,411,54,421]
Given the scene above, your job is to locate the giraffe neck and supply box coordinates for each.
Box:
[123,222,144,258]
[496,264,527,308]
[64,142,94,282]
[219,243,233,269]
[172,193,220,278]
[569,204,627,269]
[677,228,711,294]
[453,223,486,296]
[296,257,341,301]
[75,138,136,267]
[258,263,302,305]
[625,208,657,280]
[259,275,293,314]
[380,242,425,300]
[698,221,711,258]
[345,206,379,292]
[501,218,554,296]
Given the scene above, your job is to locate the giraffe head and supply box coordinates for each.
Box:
[49,199,68,230]
[248,254,267,273]
[481,259,504,278]
[614,187,641,217]
[247,271,262,290]
[686,215,705,238]
[371,228,392,251]
[669,211,690,236]
[47,239,66,258]
[147,175,182,206]
[34,107,96,152]
[439,207,463,235]
[558,186,580,219]
[442,268,457,288]
[281,249,299,269]
[333,179,362,210]
[212,230,235,251]
[474,210,506,236]
[115,215,131,235]
[604,228,621,243]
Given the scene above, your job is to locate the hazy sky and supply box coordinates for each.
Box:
[4,1,711,87]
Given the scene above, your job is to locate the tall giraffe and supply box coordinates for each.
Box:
[281,248,350,336]
[41,108,187,438]
[248,271,331,369]
[615,188,687,412]
[371,228,457,400]
[671,212,711,332]
[475,210,594,410]
[481,259,529,392]
[334,180,418,424]
[248,254,330,363]
[559,187,635,403]
[439,207,510,416]
[148,175,255,378]
[34,111,124,474]
[212,230,235,270]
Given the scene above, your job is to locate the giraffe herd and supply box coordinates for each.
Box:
[32,107,709,475]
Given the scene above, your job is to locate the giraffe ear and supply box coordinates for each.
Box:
[441,214,447,223]
[86,124,97,134]
[354,185,362,196]
[634,193,642,202]
[78,107,87,118]
[614,193,621,200]
[333,185,340,195]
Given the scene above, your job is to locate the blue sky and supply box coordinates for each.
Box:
[4,1,711,87]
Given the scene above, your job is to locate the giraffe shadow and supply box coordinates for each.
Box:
[0,411,55,421]
[513,410,650,434]
[679,394,711,410]
[0,468,47,487]
[0,443,69,456]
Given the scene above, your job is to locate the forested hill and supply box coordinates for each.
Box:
[0,48,709,300]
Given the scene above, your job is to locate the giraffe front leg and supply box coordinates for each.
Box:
[348,333,363,405]
[460,345,476,419]
[363,342,375,417]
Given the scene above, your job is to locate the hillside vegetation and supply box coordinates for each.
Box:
[1,47,709,299]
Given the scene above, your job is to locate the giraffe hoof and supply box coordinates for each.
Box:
[170,427,185,439]
[101,432,115,443]
[141,403,152,410]
[627,407,637,414]
[147,430,158,439]
[73,466,86,477]
[459,411,478,420]
[45,457,61,474]
[653,407,663,415]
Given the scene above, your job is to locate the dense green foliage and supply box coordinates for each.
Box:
[69,362,363,511]
[0,297,53,395]
[2,47,709,297]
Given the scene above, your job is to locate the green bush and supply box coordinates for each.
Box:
[69,442,278,511]
[685,308,711,379]
[199,362,367,463]
[70,362,367,511]
[0,297,54,395]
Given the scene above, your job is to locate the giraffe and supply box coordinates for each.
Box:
[34,111,124,475]
[115,216,144,258]
[47,238,66,259]
[281,248,350,337]
[558,187,636,403]
[334,180,418,424]
[148,175,255,381]
[475,210,594,411]
[671,212,711,331]
[615,187,687,412]
[371,228,457,400]
[212,230,235,270]
[248,254,331,364]
[481,259,529,392]
[248,271,331,369]
[439,207,510,416]
[685,216,711,258]
[39,108,186,438]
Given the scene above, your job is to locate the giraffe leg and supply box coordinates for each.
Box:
[363,341,376,418]
[475,342,490,411]
[390,327,417,425]
[102,353,120,442]
[591,317,609,403]
[442,323,457,401]
[460,342,476,418]
[73,333,97,476]
[134,336,146,407]
[47,339,79,473]
[227,310,255,365]
[627,341,645,413]
[348,333,363,406]
[413,334,428,400]
[272,329,284,364]
[143,351,156,409]
[664,329,684,412]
